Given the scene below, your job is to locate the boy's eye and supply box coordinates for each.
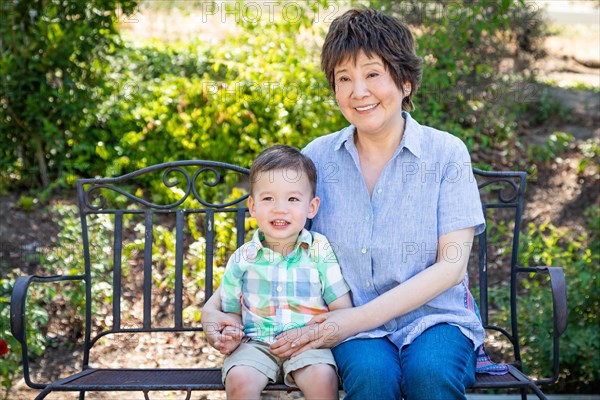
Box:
[289,197,300,202]
[262,196,273,201]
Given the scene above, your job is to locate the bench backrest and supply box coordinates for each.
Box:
[471,169,527,366]
[76,161,526,368]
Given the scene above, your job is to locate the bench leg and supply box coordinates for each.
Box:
[34,388,52,400]
[520,387,528,400]
[79,390,86,400]
[529,382,549,400]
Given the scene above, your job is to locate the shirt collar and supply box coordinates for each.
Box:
[333,111,422,159]
[249,228,312,257]
[400,112,422,159]
[334,125,356,151]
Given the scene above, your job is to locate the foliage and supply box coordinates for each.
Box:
[527,132,574,164]
[1,0,549,188]
[490,205,600,393]
[93,4,344,183]
[369,0,548,162]
[0,0,138,190]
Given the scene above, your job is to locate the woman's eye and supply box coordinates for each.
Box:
[338,76,350,82]
[368,72,379,78]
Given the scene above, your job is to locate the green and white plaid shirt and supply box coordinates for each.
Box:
[220,228,350,343]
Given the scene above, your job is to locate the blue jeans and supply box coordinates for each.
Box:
[332,324,476,400]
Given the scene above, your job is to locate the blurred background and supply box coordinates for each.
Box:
[1,1,598,398]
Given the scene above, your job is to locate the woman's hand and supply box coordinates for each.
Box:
[270,308,362,358]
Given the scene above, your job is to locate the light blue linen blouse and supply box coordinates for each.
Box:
[302,111,486,351]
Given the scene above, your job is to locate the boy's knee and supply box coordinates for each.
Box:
[294,364,339,399]
[225,366,266,398]
[306,363,338,383]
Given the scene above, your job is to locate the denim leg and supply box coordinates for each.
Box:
[332,338,402,400]
[400,324,477,400]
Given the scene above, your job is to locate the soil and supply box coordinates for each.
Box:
[3,6,599,400]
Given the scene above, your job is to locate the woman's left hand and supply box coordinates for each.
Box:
[270,307,361,358]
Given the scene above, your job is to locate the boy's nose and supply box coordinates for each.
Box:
[273,201,288,213]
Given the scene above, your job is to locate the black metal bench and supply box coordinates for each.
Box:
[10,160,567,400]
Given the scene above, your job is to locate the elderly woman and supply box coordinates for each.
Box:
[203,8,492,400]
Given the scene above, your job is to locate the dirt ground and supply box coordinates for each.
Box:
[3,4,599,400]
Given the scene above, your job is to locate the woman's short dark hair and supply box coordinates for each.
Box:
[321,8,422,111]
[250,145,317,197]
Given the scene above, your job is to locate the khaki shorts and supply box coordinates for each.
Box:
[222,340,337,387]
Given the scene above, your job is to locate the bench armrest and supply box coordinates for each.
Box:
[10,274,86,389]
[516,266,567,385]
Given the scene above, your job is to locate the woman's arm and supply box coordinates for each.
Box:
[328,292,353,311]
[351,226,475,329]
[270,227,475,357]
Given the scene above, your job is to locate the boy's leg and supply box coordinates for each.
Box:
[225,365,269,400]
[283,349,339,399]
[222,341,279,399]
[400,323,477,400]
[292,363,339,400]
[331,337,402,400]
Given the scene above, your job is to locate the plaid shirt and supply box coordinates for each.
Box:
[220,228,350,343]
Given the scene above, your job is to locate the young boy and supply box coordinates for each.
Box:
[215,145,352,400]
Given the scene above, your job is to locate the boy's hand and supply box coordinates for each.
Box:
[216,324,244,355]
[203,313,245,355]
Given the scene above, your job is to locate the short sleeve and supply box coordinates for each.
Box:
[313,233,351,304]
[220,251,245,313]
[437,140,486,237]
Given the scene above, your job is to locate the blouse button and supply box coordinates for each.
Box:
[276,286,282,292]
[361,248,367,254]
[377,188,383,194]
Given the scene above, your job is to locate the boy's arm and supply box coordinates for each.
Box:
[219,311,244,355]
[314,233,352,309]
[201,287,244,355]
[209,251,247,355]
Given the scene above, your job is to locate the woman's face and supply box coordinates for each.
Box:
[334,51,409,138]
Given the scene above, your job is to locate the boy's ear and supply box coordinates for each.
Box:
[248,195,256,217]
[307,196,320,219]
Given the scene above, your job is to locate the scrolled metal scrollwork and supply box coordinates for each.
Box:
[191,167,249,208]
[80,161,250,210]
[477,177,520,204]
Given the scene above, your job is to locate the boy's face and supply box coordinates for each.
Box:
[248,168,320,254]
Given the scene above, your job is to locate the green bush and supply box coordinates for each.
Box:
[371,0,548,162]
[0,0,138,190]
[510,205,599,392]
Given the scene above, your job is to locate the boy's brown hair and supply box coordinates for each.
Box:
[250,145,317,197]
[321,8,422,111]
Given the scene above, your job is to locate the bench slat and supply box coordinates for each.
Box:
[175,210,185,329]
[205,210,215,301]
[113,211,123,330]
[143,211,153,329]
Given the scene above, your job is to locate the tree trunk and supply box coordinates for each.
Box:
[34,134,50,188]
